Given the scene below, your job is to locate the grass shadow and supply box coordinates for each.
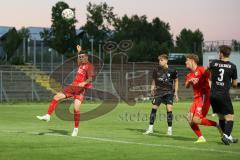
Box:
[37,129,69,136]
[125,128,195,142]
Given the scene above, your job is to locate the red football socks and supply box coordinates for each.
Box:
[74,110,80,128]
[190,124,202,137]
[47,99,58,115]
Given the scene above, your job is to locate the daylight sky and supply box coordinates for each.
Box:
[0,0,239,41]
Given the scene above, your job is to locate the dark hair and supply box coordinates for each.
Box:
[158,54,168,60]
[78,50,88,55]
[185,53,199,64]
[219,45,231,57]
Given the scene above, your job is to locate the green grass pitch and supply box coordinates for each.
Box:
[0,101,239,160]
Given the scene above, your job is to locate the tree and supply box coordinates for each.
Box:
[232,39,240,51]
[1,28,22,61]
[18,27,30,40]
[175,28,204,53]
[113,15,173,61]
[18,27,30,61]
[81,2,117,49]
[41,1,77,56]
[40,28,51,45]
[175,28,204,63]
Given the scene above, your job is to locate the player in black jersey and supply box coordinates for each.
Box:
[209,45,238,145]
[144,54,179,136]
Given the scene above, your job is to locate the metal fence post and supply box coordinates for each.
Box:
[125,72,128,100]
[103,72,107,100]
[27,38,30,63]
[121,56,124,97]
[145,70,149,97]
[41,42,44,70]
[0,71,2,102]
[132,62,135,86]
[23,37,26,63]
[51,50,53,72]
[33,38,36,66]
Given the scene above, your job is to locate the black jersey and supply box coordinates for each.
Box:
[209,59,238,96]
[152,66,178,96]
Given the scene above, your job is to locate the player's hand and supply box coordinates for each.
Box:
[191,78,199,84]
[151,89,156,96]
[174,93,179,102]
[76,45,82,53]
[189,78,199,85]
[78,82,86,87]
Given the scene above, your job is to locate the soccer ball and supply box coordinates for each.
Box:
[62,8,74,20]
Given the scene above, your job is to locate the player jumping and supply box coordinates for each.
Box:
[185,54,221,143]
[209,45,238,145]
[37,45,94,137]
[144,54,179,136]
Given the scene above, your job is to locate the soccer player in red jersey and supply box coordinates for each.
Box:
[185,54,221,143]
[37,45,95,136]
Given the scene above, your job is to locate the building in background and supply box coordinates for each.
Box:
[203,51,240,83]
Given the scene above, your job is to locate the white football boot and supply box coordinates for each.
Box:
[71,128,79,137]
[36,114,50,122]
[167,127,172,136]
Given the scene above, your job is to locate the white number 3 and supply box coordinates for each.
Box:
[218,68,224,81]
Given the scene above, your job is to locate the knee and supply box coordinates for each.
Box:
[53,94,61,101]
[187,118,193,125]
[225,114,234,121]
[152,105,158,110]
[192,117,201,124]
[53,96,59,101]
[167,105,173,112]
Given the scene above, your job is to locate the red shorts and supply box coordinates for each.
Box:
[62,85,85,101]
[189,93,210,118]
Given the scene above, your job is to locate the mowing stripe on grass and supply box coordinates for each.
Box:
[1,130,240,155]
[80,136,240,155]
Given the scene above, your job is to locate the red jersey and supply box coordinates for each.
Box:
[186,66,210,99]
[72,62,95,89]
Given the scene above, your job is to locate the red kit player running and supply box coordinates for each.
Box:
[185,54,221,143]
[37,45,95,137]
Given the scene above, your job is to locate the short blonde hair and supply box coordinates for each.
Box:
[158,54,168,60]
[185,54,199,64]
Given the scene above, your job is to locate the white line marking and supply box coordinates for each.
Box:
[79,136,240,155]
[1,130,240,155]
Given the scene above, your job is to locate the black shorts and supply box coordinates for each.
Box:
[152,94,174,106]
[210,95,234,115]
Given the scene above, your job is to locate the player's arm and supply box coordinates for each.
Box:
[76,45,81,66]
[232,66,238,88]
[208,71,212,88]
[185,77,191,88]
[232,79,238,88]
[207,61,213,88]
[78,78,93,87]
[174,78,179,102]
[151,68,157,96]
[151,80,156,96]
[80,77,93,86]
